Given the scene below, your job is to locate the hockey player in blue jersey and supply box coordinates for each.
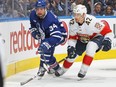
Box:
[29,0,67,78]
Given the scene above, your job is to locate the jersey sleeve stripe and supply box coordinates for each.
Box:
[51,35,62,39]
[100,20,112,36]
[50,31,61,36]
[100,24,112,36]
[69,35,78,40]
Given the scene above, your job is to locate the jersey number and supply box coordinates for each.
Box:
[85,17,92,25]
[49,24,58,31]
[70,19,74,25]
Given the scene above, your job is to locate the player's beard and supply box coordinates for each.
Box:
[36,9,47,19]
[37,13,45,19]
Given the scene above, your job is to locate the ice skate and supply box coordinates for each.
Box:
[37,66,46,79]
[47,68,55,74]
[77,70,87,80]
[54,67,65,77]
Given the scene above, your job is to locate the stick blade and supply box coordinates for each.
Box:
[20,76,36,86]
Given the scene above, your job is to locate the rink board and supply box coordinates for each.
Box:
[5,59,116,87]
[0,16,116,77]
[6,50,116,77]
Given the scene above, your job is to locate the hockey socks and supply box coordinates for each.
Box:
[63,59,74,69]
[78,55,93,78]
[61,59,74,75]
[83,55,93,66]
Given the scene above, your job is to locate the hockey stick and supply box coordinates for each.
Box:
[36,50,67,63]
[20,57,66,86]
[36,50,67,71]
[20,75,37,86]
[57,57,66,63]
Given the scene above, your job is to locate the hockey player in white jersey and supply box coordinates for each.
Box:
[57,4,113,78]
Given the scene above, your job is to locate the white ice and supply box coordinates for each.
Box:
[5,59,116,87]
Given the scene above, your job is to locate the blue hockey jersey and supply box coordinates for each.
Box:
[30,10,67,47]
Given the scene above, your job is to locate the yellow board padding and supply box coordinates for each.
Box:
[6,57,40,77]
[6,63,16,77]
[55,50,116,62]
[6,50,116,77]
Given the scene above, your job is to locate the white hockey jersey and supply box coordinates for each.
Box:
[68,14,112,46]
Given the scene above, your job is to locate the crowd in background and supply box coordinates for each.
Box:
[0,0,116,19]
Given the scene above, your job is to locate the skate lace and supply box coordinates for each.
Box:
[56,67,65,75]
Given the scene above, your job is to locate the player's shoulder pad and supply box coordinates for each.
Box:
[85,14,97,22]
[29,10,37,20]
[45,11,59,28]
[30,10,36,17]
[47,12,58,22]
[86,14,96,19]
[85,14,98,26]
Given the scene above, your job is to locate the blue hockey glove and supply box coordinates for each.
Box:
[102,37,111,51]
[67,46,76,58]
[38,42,51,54]
[29,28,41,40]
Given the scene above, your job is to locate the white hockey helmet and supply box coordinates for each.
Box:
[73,4,87,15]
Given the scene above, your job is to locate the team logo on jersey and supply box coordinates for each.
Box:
[36,23,45,40]
[77,33,90,43]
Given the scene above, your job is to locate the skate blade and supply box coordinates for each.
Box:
[77,77,83,81]
[48,73,55,77]
[37,76,43,80]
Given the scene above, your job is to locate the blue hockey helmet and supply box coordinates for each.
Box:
[35,0,47,8]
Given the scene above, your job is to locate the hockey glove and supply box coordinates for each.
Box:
[38,42,51,54]
[67,46,76,58]
[102,37,111,51]
[29,28,41,40]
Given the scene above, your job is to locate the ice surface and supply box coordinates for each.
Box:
[5,59,116,87]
